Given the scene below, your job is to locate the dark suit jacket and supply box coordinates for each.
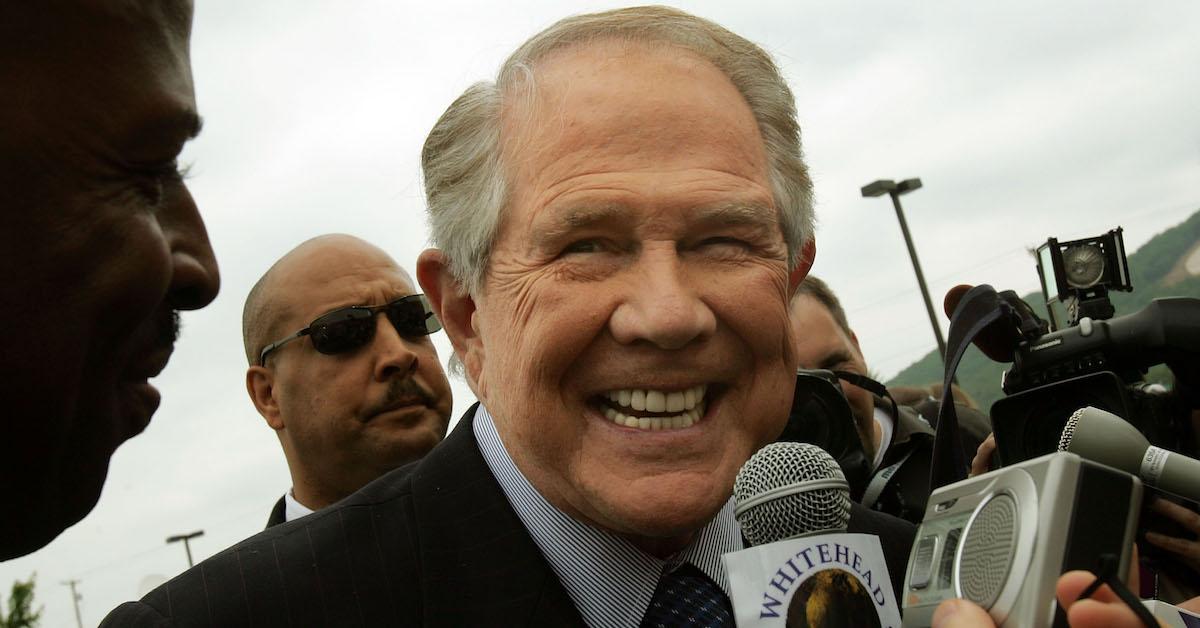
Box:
[870,397,991,523]
[103,406,915,627]
[266,496,286,529]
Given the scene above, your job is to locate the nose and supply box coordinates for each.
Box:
[608,246,716,349]
[162,186,220,310]
[372,314,420,382]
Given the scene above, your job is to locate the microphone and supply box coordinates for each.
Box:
[733,441,852,544]
[1059,406,1200,503]
[723,442,900,627]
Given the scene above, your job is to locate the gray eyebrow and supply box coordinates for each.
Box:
[533,203,629,246]
[538,201,775,235]
[692,202,777,227]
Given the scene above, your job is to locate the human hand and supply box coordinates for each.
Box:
[1144,498,1200,573]
[930,570,1163,627]
[969,433,996,477]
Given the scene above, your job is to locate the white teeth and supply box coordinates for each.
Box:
[631,390,646,412]
[645,390,665,412]
[599,385,710,432]
[601,401,707,432]
[606,385,705,411]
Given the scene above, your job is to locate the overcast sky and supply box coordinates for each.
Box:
[5,2,1200,625]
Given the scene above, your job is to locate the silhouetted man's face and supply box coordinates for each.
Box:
[0,0,220,559]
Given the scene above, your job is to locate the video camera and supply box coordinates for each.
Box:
[982,228,1200,466]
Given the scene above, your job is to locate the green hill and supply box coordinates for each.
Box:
[887,209,1200,411]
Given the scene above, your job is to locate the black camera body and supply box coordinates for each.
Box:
[987,228,1200,466]
[991,305,1196,465]
[776,369,872,501]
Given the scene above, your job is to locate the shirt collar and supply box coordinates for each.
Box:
[284,487,315,522]
[474,405,743,628]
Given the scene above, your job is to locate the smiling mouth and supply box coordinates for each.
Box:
[594,384,709,431]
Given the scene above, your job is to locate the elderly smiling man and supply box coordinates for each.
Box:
[105,7,917,626]
[104,8,1185,627]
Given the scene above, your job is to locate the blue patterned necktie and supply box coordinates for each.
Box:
[639,563,734,628]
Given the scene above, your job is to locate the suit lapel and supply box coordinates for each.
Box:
[412,405,585,627]
[265,494,287,528]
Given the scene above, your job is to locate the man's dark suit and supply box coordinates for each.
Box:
[265,496,286,528]
[103,407,915,627]
[869,397,991,523]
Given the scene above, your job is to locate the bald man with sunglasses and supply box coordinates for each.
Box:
[243,234,453,525]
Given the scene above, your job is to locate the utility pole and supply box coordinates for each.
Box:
[166,530,205,568]
[61,578,83,628]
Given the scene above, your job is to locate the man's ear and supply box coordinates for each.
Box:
[788,238,817,293]
[849,329,865,359]
[417,248,482,378]
[246,366,284,430]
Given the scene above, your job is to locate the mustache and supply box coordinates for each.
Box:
[158,310,182,346]
[364,376,437,418]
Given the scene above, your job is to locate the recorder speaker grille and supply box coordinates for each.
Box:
[958,493,1019,609]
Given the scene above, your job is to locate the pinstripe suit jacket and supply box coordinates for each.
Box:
[102,406,915,627]
[100,406,585,627]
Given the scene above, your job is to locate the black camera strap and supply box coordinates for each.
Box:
[831,370,899,417]
[929,284,1017,490]
[1067,553,1158,628]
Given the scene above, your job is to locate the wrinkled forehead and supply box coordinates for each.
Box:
[499,39,761,155]
[495,40,773,233]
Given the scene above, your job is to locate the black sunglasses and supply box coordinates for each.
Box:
[258,294,441,366]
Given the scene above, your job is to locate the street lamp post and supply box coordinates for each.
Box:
[166,530,204,568]
[861,178,948,362]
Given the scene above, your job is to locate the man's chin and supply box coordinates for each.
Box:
[2,464,107,560]
[587,483,731,552]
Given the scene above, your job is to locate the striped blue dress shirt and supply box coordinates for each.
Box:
[474,406,743,628]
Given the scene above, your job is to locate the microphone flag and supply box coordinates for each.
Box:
[722,533,900,628]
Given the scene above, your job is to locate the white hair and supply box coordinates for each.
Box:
[421,5,815,298]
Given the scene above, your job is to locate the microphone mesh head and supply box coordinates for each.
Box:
[1057,408,1086,452]
[734,442,852,546]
